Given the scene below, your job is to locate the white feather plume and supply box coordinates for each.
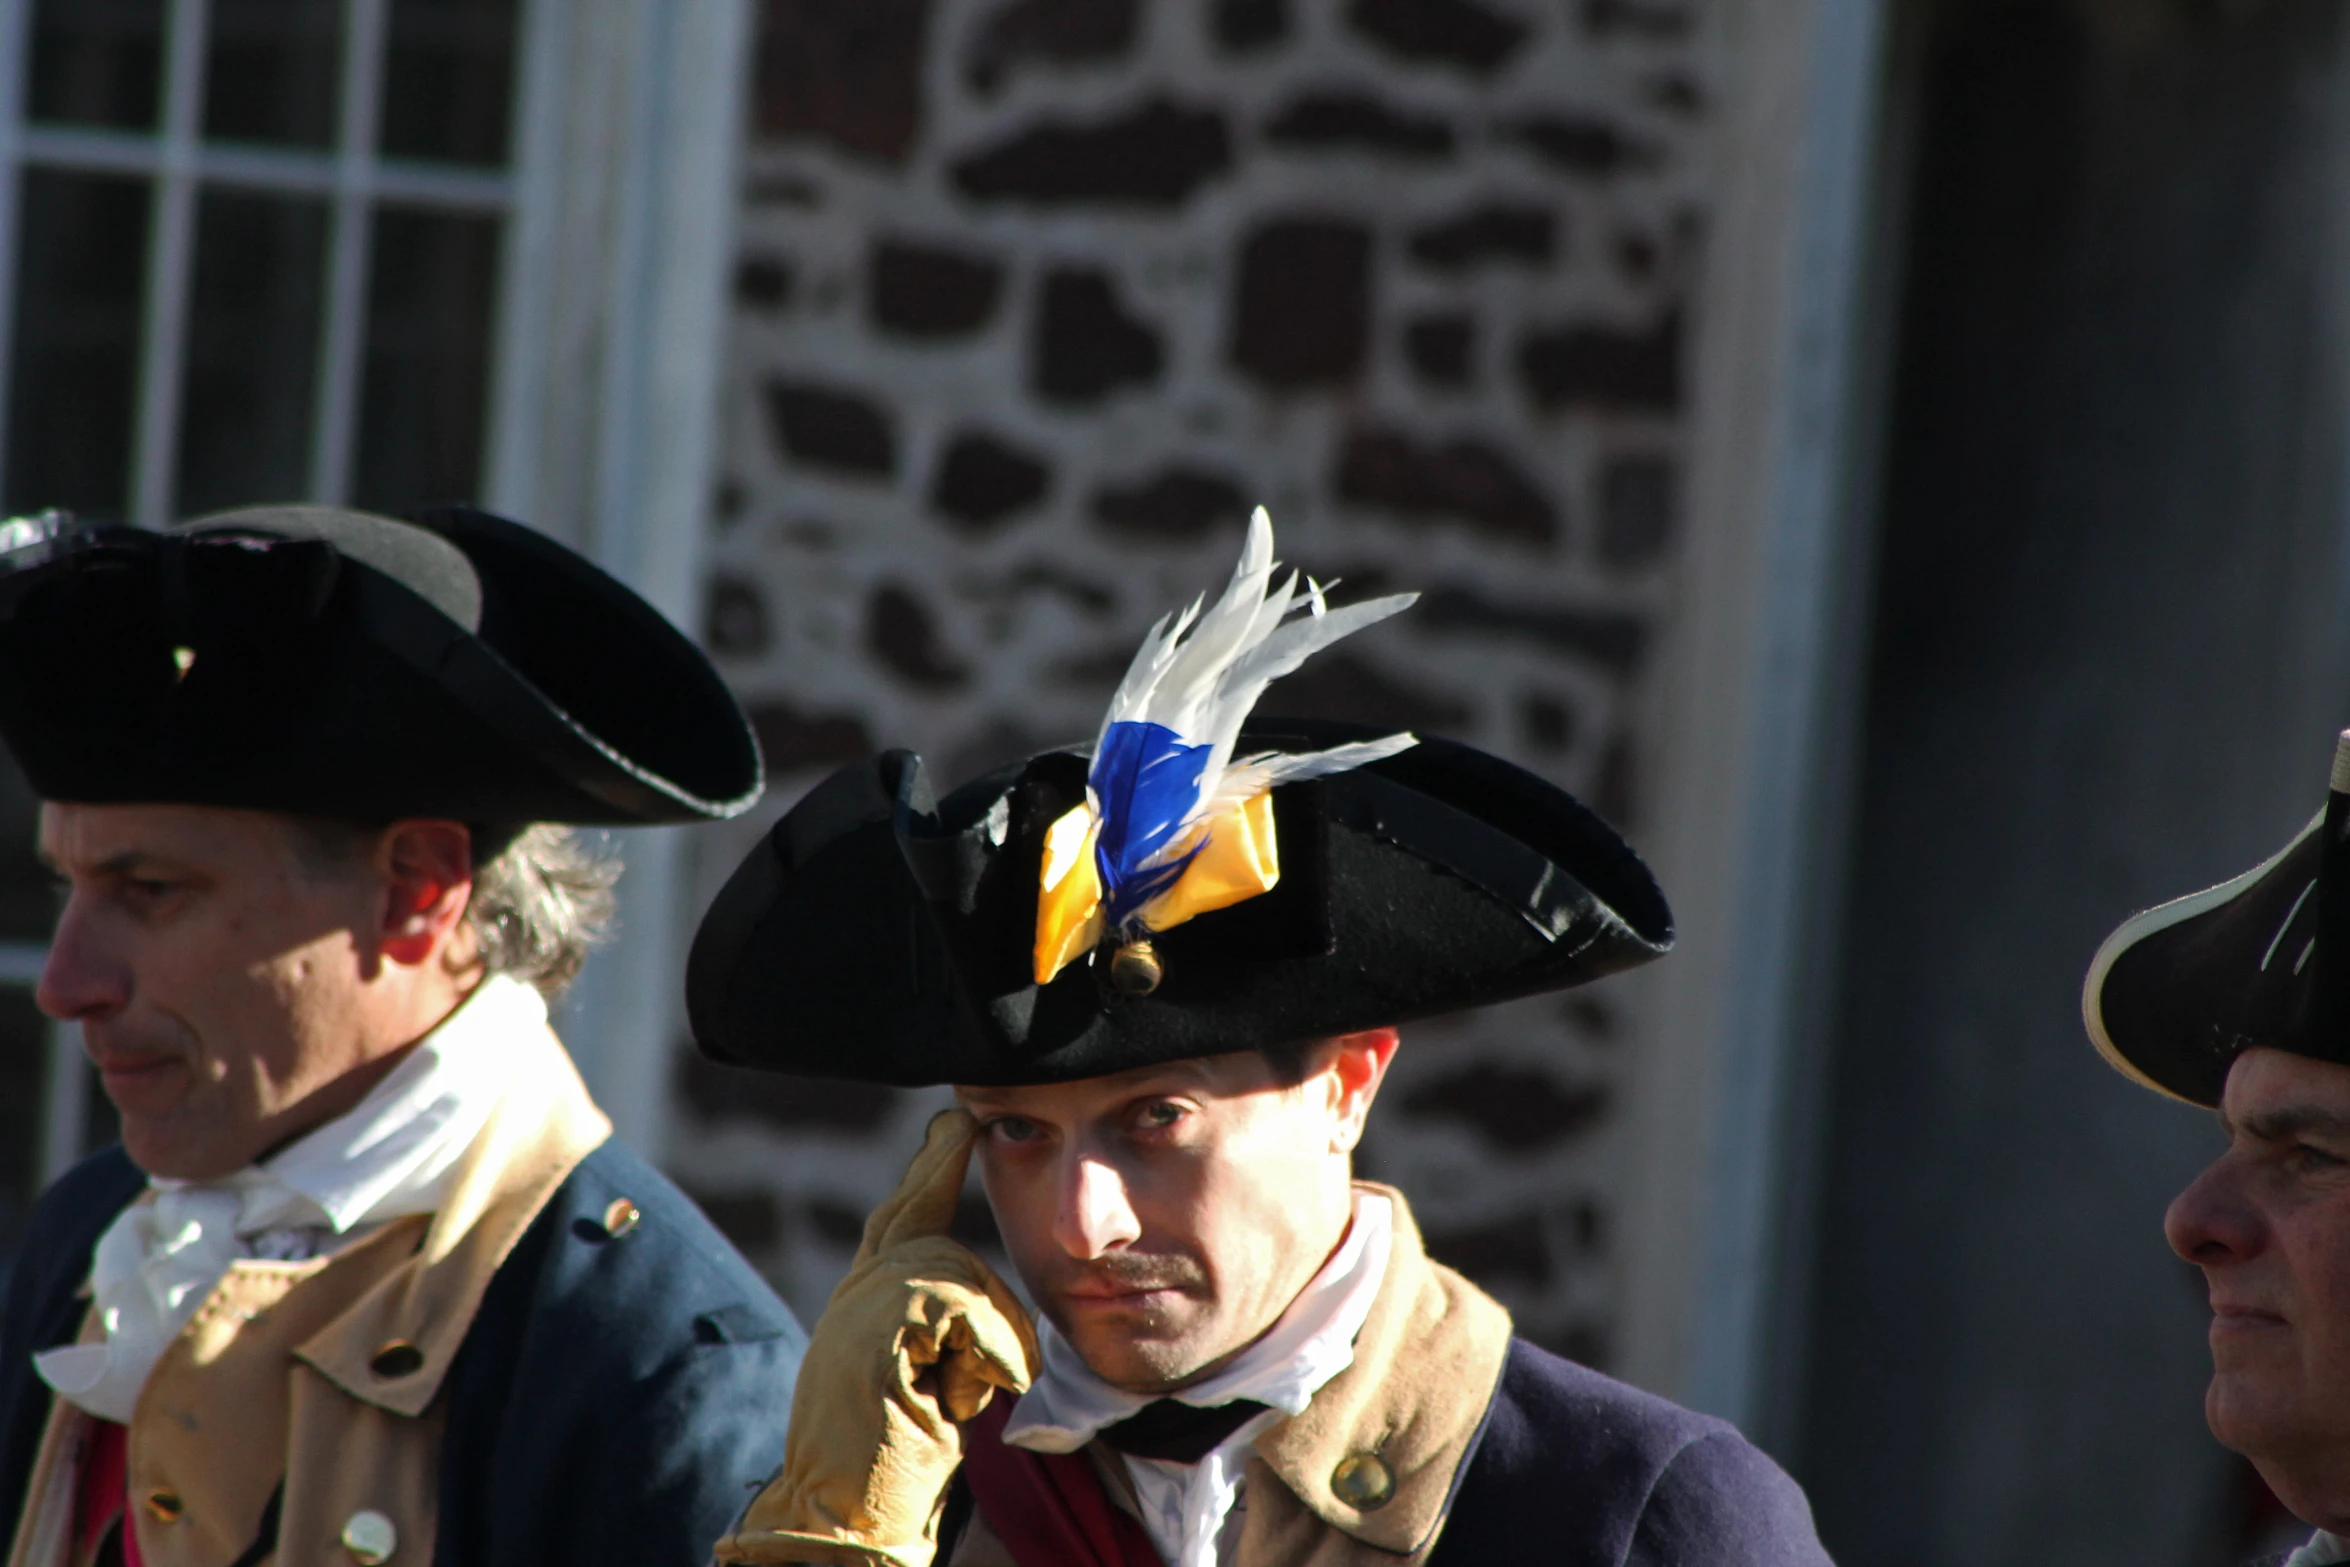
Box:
[1093,507,1417,866]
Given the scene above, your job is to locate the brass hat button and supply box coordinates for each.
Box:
[1108,939,1164,995]
[602,1197,641,1238]
[144,1490,185,1524]
[369,1340,425,1379]
[341,1508,398,1565]
[1330,1452,1395,1511]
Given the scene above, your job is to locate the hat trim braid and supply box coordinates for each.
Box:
[2081,808,2324,1105]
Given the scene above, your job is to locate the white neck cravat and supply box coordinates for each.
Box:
[2285,1531,2350,1567]
[33,974,543,1422]
[1004,1191,1394,1567]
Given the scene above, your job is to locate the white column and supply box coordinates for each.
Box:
[1614,0,1898,1445]
[37,1023,88,1186]
[485,0,754,1159]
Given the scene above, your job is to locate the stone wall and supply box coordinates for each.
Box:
[671,0,1713,1365]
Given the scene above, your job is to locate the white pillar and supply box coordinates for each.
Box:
[1614,0,1897,1445]
[485,0,755,1158]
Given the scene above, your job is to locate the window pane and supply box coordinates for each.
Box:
[203,0,342,148]
[0,994,59,1279]
[380,0,518,167]
[351,206,498,510]
[175,189,328,515]
[28,0,164,131]
[0,749,55,943]
[5,170,150,519]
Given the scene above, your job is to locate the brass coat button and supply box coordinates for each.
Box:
[1330,1452,1395,1511]
[341,1509,398,1565]
[602,1198,641,1238]
[369,1340,425,1379]
[144,1490,184,1524]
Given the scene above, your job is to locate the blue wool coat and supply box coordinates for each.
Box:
[1426,1339,1831,1566]
[0,1142,805,1567]
[942,1336,1830,1566]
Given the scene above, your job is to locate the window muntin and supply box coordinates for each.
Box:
[0,0,523,1270]
[5,0,517,523]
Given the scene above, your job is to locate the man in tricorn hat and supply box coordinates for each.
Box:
[693,512,1829,1565]
[2086,732,2350,1565]
[0,506,805,1567]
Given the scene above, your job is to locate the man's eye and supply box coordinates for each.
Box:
[2280,1142,2350,1175]
[117,878,181,910]
[1137,1101,1184,1129]
[986,1116,1041,1145]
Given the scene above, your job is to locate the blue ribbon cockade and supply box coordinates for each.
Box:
[1089,720,1213,935]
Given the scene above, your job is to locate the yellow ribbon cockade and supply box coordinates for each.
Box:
[1032,791,1281,985]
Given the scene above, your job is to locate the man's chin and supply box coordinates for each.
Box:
[120,1123,205,1180]
[117,1107,244,1181]
[1057,1317,1217,1394]
[2206,1371,2331,1464]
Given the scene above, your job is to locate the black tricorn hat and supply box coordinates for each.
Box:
[2084,733,2350,1106]
[687,719,1674,1086]
[0,504,762,826]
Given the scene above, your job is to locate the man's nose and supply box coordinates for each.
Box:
[36,897,129,1023]
[1052,1153,1142,1260]
[2165,1156,2263,1267]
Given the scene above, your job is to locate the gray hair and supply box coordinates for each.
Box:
[466,825,621,997]
[289,818,620,998]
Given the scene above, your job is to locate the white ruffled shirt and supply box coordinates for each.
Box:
[1003,1191,1394,1567]
[33,975,541,1423]
[2285,1532,2350,1566]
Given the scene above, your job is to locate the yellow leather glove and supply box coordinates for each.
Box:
[714,1109,1038,1567]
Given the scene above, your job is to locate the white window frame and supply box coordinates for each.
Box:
[0,0,520,522]
[0,0,753,1184]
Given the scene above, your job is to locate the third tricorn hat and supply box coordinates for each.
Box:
[2084,731,2350,1105]
[0,504,762,826]
[688,512,1672,1087]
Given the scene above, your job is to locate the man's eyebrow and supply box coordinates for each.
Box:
[2228,1104,2350,1142]
[1092,1068,1211,1104]
[84,850,189,880]
[954,1060,1209,1111]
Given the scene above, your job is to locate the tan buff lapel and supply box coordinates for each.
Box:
[133,1233,423,1567]
[7,1022,611,1567]
[1247,1184,1512,1557]
[293,1021,610,1417]
[5,1373,90,1567]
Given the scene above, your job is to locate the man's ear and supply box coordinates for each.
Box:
[1324,1028,1400,1155]
[373,821,475,968]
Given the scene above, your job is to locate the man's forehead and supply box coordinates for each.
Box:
[2220,1046,2350,1135]
[39,799,285,867]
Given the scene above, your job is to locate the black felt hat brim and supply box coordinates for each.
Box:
[689,721,1674,1086]
[0,506,762,825]
[2084,811,2330,1107]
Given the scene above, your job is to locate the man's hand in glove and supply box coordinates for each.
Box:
[715,1109,1037,1567]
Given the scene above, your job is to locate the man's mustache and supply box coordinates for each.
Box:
[1059,1252,1208,1293]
